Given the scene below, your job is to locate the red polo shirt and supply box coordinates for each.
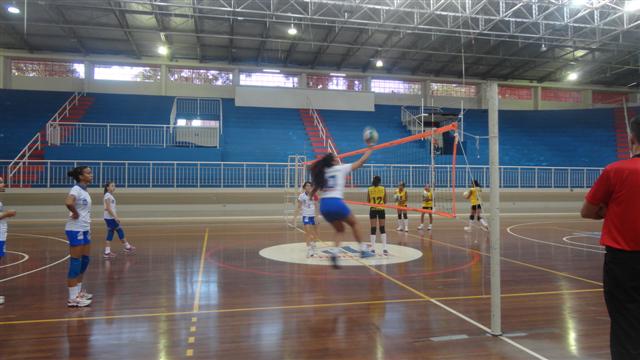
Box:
[586,156,640,251]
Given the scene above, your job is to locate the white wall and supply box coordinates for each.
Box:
[235,86,375,111]
[11,76,84,92]
[167,83,235,98]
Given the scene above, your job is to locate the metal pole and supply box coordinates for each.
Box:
[488,81,502,336]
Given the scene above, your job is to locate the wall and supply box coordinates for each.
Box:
[235,86,375,111]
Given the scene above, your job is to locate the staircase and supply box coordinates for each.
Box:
[299,108,338,160]
[7,93,94,187]
[613,107,636,160]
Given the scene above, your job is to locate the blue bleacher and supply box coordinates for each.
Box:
[82,93,174,125]
[0,89,71,159]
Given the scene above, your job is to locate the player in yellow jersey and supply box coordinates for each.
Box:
[418,184,434,231]
[463,179,488,232]
[367,176,388,255]
[394,181,409,232]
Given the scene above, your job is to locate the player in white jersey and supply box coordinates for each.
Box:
[0,176,17,305]
[310,147,375,268]
[64,166,94,307]
[293,181,319,257]
[103,181,135,259]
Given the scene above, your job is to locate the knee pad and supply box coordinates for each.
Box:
[380,226,386,234]
[106,229,115,241]
[370,227,376,235]
[0,240,5,257]
[68,257,82,279]
[477,216,482,221]
[469,215,475,220]
[80,255,90,274]
[397,213,402,219]
[403,212,408,219]
[116,228,125,239]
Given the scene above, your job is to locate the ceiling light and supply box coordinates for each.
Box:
[567,72,579,81]
[7,5,20,14]
[375,59,383,68]
[157,45,169,55]
[287,25,298,36]
[330,73,346,77]
[625,0,640,11]
[263,69,280,73]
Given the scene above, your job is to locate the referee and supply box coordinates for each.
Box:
[581,116,640,360]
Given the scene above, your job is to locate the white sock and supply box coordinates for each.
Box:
[468,220,474,227]
[76,283,82,292]
[404,219,409,228]
[105,246,111,254]
[381,233,387,250]
[69,286,79,300]
[397,219,402,228]
[370,235,376,247]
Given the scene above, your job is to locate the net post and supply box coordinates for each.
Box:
[488,81,502,336]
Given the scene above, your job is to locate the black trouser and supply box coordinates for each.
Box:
[604,246,640,360]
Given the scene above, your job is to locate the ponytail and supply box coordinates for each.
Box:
[67,166,89,183]
[104,181,114,194]
[371,175,381,187]
[311,153,335,190]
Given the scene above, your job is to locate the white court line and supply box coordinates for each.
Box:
[562,235,604,250]
[288,225,549,360]
[507,220,605,254]
[0,233,69,283]
[0,251,29,269]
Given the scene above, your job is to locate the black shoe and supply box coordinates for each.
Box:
[330,254,341,269]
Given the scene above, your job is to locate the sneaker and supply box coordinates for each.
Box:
[103,251,117,259]
[404,227,409,232]
[464,226,471,232]
[0,296,4,305]
[330,253,340,269]
[67,297,92,307]
[417,224,424,230]
[396,226,403,231]
[383,249,389,256]
[360,250,376,258]
[124,245,136,254]
[428,224,432,230]
[306,247,315,258]
[78,290,93,300]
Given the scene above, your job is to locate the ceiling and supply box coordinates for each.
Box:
[1,0,639,87]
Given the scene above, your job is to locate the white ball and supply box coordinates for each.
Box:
[463,191,470,198]
[363,126,379,146]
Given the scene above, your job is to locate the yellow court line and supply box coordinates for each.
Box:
[193,228,209,313]
[433,288,603,301]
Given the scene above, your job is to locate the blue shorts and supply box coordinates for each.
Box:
[302,216,316,226]
[320,197,352,223]
[104,219,120,230]
[65,230,91,247]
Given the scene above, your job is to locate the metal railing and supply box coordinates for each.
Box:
[45,122,220,148]
[1,160,603,189]
[306,98,338,155]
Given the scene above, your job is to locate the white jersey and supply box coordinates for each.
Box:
[0,201,7,241]
[298,192,316,217]
[322,163,352,199]
[65,185,92,232]
[103,193,117,219]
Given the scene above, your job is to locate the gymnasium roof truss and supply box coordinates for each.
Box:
[0,0,638,86]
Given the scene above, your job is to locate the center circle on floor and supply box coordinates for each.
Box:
[259,241,423,266]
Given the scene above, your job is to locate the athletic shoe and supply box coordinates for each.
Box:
[67,297,92,307]
[330,254,340,269]
[464,226,471,232]
[0,296,4,305]
[404,227,409,232]
[103,251,117,259]
[383,249,389,256]
[417,224,424,230]
[428,224,432,230]
[306,246,315,258]
[396,226,403,231]
[360,250,375,258]
[78,290,93,300]
[124,245,136,254]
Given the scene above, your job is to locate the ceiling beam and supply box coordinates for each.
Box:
[0,12,34,53]
[191,0,203,62]
[108,1,141,58]
[150,0,173,61]
[42,4,88,55]
[256,22,271,66]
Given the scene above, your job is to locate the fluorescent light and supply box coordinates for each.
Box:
[567,72,579,81]
[263,69,280,73]
[192,120,202,127]
[627,82,638,87]
[625,0,640,11]
[7,5,20,14]
[375,59,384,68]
[287,26,298,35]
[330,73,346,77]
[176,119,187,126]
[157,45,169,55]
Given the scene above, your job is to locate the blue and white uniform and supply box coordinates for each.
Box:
[319,163,353,222]
[0,201,7,257]
[65,184,92,247]
[298,192,316,225]
[103,193,118,227]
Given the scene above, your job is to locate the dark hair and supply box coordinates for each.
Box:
[371,175,381,187]
[631,116,639,144]
[310,153,335,190]
[67,166,90,182]
[398,181,405,187]
[104,181,114,194]
[301,181,312,189]
[472,179,481,188]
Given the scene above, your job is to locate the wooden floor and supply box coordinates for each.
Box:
[0,215,610,359]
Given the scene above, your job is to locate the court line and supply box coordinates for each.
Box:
[290,226,548,360]
[0,233,69,283]
[562,235,604,249]
[186,227,209,357]
[506,220,605,254]
[0,251,29,269]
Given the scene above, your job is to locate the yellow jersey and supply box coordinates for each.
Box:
[422,190,433,208]
[469,187,481,206]
[368,186,386,210]
[394,188,407,207]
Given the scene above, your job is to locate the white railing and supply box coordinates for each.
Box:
[1,160,603,189]
[46,122,219,148]
[306,98,338,155]
[175,97,223,134]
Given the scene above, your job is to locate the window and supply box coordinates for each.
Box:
[239,72,298,87]
[371,79,421,95]
[592,91,629,105]
[94,65,160,82]
[176,118,219,127]
[541,88,582,103]
[307,75,363,91]
[169,68,233,86]
[498,86,533,100]
[11,60,84,78]
[430,82,477,97]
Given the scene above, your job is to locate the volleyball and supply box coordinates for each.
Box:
[363,126,378,145]
[463,191,470,198]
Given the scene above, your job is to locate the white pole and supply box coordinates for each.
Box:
[488,81,502,336]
